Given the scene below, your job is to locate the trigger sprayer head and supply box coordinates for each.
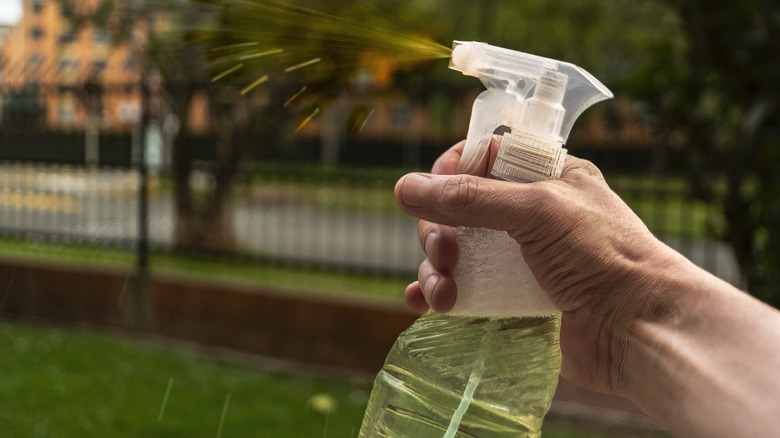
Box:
[448,41,613,143]
[448,41,613,182]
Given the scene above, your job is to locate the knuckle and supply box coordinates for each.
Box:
[440,175,479,213]
[417,259,432,281]
[578,159,604,179]
[565,157,605,183]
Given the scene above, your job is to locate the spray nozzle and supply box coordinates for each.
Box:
[449,41,613,180]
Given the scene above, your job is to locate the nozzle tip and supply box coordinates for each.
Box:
[449,41,472,72]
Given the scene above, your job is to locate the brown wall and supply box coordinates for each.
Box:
[0,258,416,373]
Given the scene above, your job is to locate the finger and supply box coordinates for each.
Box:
[395,155,607,234]
[417,220,459,270]
[418,259,457,312]
[431,136,502,177]
[396,171,548,233]
[560,155,607,185]
[430,141,464,175]
[404,282,430,315]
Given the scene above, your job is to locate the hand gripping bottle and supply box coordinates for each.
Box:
[359,42,613,438]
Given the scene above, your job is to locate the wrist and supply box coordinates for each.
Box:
[607,243,780,436]
[601,241,694,397]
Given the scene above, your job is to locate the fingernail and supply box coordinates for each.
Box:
[424,274,439,295]
[401,174,429,208]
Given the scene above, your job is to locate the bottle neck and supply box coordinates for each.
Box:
[490,131,567,183]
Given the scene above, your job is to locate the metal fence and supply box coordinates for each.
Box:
[608,176,739,285]
[0,158,740,286]
[0,81,741,286]
[0,160,423,271]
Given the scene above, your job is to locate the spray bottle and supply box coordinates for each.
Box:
[359,41,613,438]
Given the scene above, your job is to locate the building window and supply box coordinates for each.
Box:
[123,56,137,71]
[59,106,76,127]
[59,59,76,71]
[59,32,75,43]
[92,60,107,72]
[30,27,44,40]
[59,19,76,43]
[93,29,108,43]
[28,53,44,68]
[392,105,412,128]
[32,1,44,15]
[61,3,75,18]
[118,102,141,124]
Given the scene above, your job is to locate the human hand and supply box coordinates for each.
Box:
[394,139,688,395]
[395,139,780,436]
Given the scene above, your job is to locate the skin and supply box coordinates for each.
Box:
[394,139,780,437]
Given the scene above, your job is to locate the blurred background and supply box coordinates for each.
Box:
[0,0,777,436]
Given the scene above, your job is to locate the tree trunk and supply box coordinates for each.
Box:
[171,85,238,253]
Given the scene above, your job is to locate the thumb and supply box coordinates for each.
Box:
[394,172,552,235]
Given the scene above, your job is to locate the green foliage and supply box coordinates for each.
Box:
[620,0,780,302]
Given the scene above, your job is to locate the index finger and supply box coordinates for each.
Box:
[431,141,464,175]
[431,136,501,177]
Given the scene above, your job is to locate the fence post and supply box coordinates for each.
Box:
[125,74,151,331]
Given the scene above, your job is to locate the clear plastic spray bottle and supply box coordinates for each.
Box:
[359,42,613,438]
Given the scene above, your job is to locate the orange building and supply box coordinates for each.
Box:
[0,0,144,131]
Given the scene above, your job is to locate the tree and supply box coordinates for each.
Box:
[61,0,257,251]
[66,0,456,251]
[622,0,780,303]
[144,4,244,252]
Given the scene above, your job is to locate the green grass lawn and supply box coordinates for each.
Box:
[0,321,668,438]
[0,321,370,438]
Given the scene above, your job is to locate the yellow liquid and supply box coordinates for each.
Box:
[201,0,451,89]
[360,313,561,438]
[196,0,452,132]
